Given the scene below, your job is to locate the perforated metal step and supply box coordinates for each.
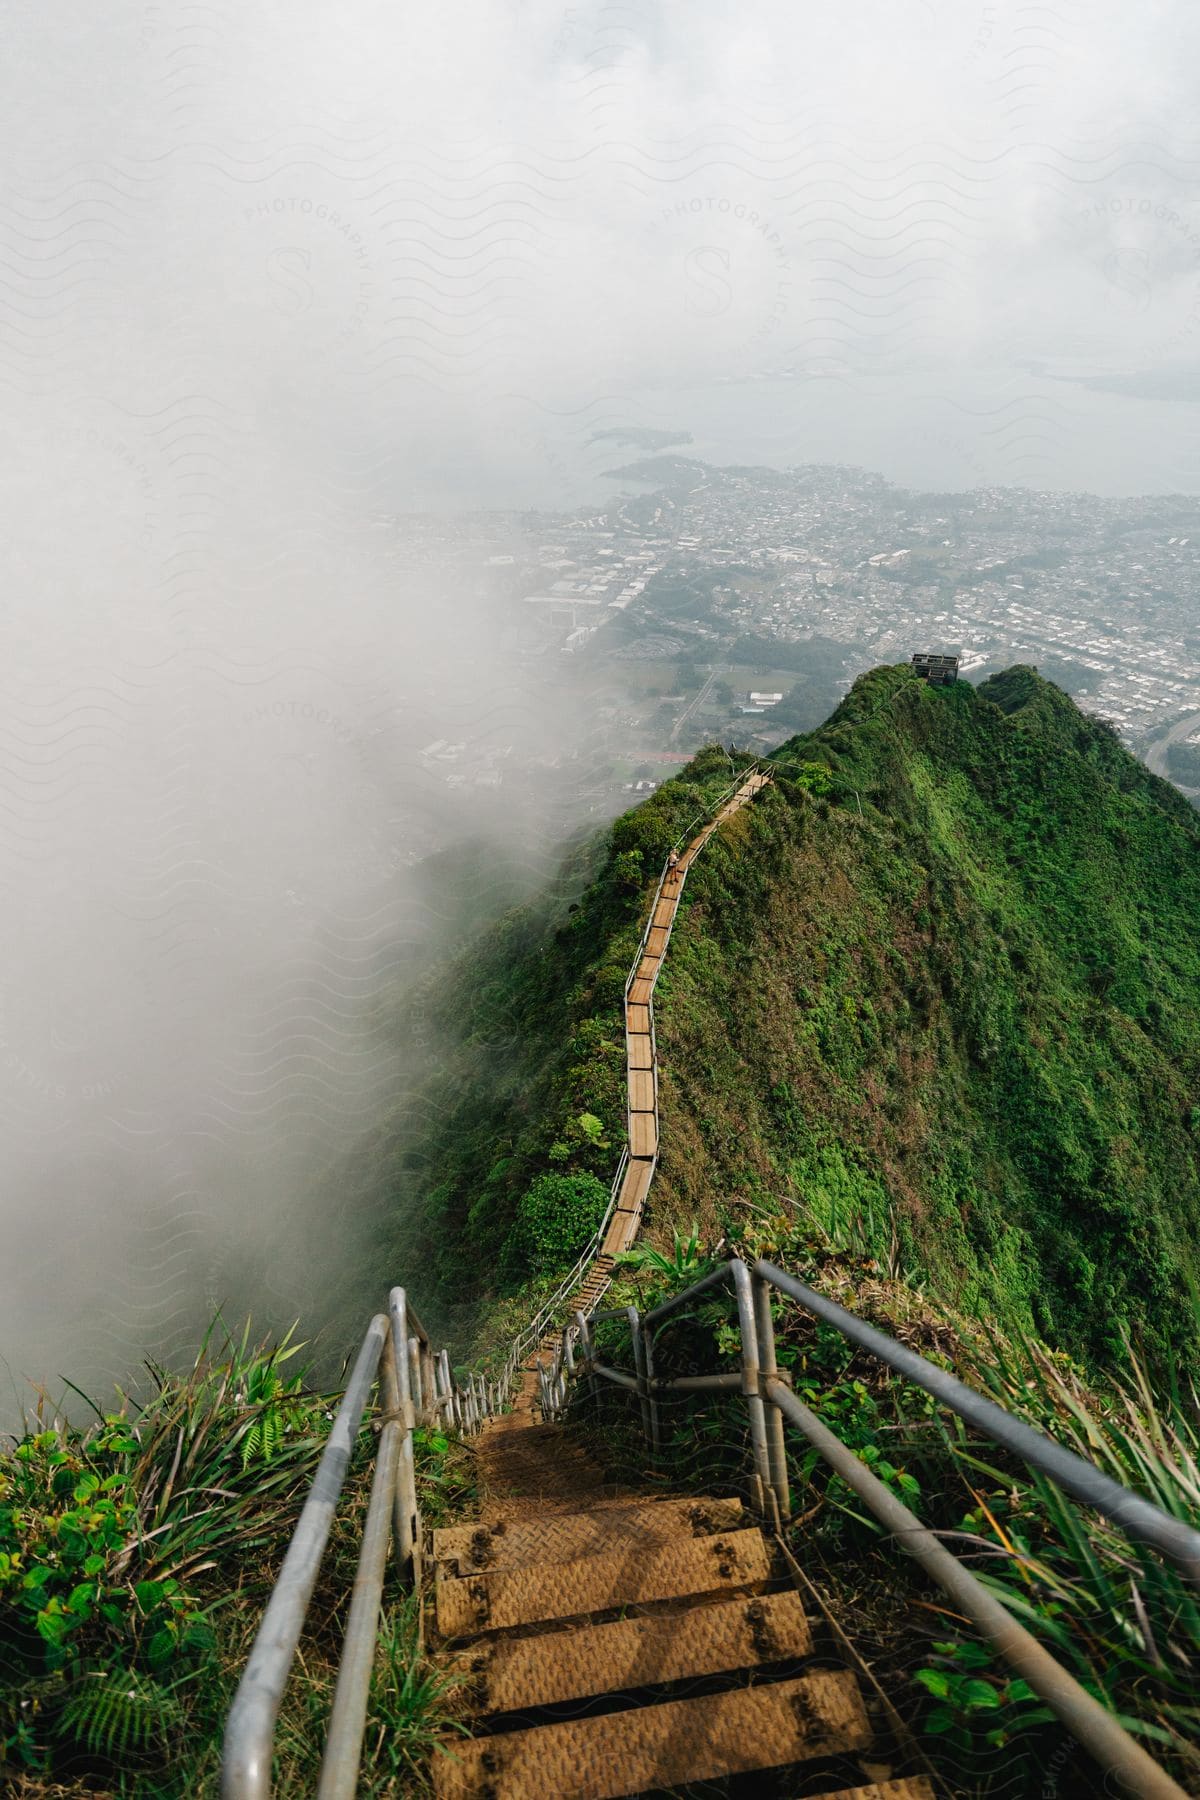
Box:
[433,1497,744,1575]
[442,1588,811,1717]
[435,1525,772,1639]
[430,1667,872,1799]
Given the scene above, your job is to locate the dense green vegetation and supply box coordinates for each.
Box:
[654,664,1200,1372]
[371,749,763,1323]
[567,1204,1200,1794]
[0,1326,471,1794]
[8,661,1200,1794]
[390,663,1200,1375]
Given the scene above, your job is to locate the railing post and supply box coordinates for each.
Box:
[628,1306,654,1446]
[640,1317,661,1460]
[384,1290,419,1588]
[752,1272,791,1522]
[730,1261,774,1513]
[419,1340,437,1423]
[407,1336,425,1426]
[437,1350,453,1426]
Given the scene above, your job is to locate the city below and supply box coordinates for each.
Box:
[383,451,1200,808]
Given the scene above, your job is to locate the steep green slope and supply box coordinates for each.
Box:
[387,665,1200,1374]
[653,665,1200,1370]
[370,749,764,1323]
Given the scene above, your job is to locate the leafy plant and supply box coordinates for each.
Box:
[0,1318,342,1788]
[55,1666,186,1762]
[615,1221,717,1294]
[510,1170,610,1274]
[915,1642,1051,1753]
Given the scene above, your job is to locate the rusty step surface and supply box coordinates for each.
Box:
[628,1112,657,1158]
[628,1068,655,1112]
[601,1210,641,1257]
[433,1497,744,1575]
[442,1588,812,1717]
[804,1783,937,1800]
[436,1526,772,1640]
[475,1425,623,1513]
[431,1667,871,1800]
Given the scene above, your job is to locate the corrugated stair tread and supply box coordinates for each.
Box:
[432,1497,745,1573]
[435,1526,772,1638]
[441,1589,812,1716]
[626,1033,653,1068]
[431,1668,872,1800]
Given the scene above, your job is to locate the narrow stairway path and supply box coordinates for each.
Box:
[427,770,935,1797]
[548,769,773,1337]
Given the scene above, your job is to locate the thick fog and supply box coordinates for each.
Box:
[2,3,1197,1422]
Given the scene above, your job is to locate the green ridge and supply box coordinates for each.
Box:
[394,663,1200,1373]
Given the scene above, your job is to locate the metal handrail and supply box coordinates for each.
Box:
[224,765,774,1796]
[755,1259,1200,1586]
[221,1290,486,1799]
[543,1255,1199,1800]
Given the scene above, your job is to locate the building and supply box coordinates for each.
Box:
[911,652,960,685]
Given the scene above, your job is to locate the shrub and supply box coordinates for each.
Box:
[510,1171,610,1274]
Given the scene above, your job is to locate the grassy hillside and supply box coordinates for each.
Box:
[363,749,763,1331]
[653,664,1200,1371]
[387,664,1200,1375]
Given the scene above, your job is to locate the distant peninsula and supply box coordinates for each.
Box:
[589,427,694,450]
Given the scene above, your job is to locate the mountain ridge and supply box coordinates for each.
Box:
[381,662,1200,1376]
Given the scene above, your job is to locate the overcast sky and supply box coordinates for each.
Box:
[2,2,1198,1420]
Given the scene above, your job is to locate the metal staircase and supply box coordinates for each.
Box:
[221,762,1200,1800]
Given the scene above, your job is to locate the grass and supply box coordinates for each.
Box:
[566,1204,1200,1795]
[1,1319,475,1796]
[361,1597,468,1796]
[365,665,1200,1381]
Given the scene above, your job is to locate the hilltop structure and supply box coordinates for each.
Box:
[910,650,959,683]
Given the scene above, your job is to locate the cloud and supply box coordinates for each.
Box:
[2,0,1197,1421]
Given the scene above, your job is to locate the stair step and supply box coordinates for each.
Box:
[803,1783,937,1800]
[436,1526,772,1639]
[433,1497,744,1574]
[628,1112,657,1158]
[443,1588,811,1716]
[431,1667,872,1799]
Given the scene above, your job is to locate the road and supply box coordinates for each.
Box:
[669,668,718,745]
[1142,710,1200,780]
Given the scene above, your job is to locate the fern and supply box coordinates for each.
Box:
[56,1667,183,1760]
[240,1401,286,1470]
